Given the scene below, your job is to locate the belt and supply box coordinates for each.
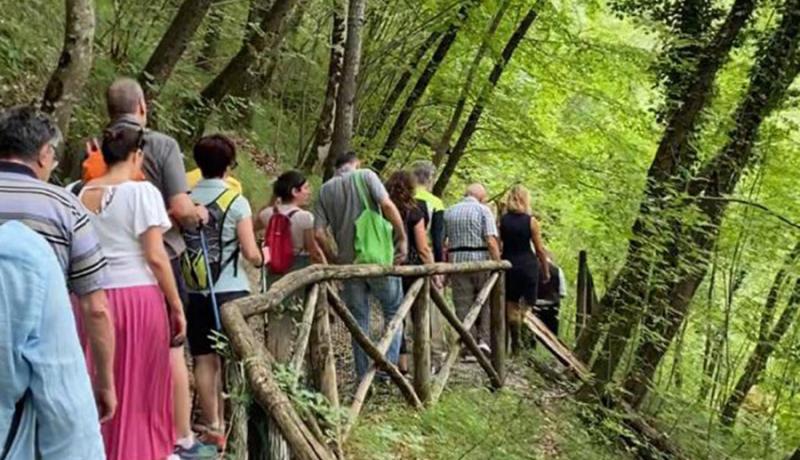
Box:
[449,247,488,253]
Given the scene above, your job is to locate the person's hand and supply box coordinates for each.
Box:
[394,240,408,266]
[95,385,117,424]
[433,274,445,290]
[195,204,210,226]
[85,138,100,156]
[170,304,187,346]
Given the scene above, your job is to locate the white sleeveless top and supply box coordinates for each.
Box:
[80,181,171,289]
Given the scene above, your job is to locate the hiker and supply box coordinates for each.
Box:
[0,222,106,460]
[0,106,117,424]
[444,183,501,354]
[104,77,209,457]
[534,252,567,338]
[77,125,183,460]
[499,185,550,354]
[386,170,435,374]
[187,165,242,194]
[184,135,264,449]
[258,170,325,274]
[411,160,445,263]
[314,152,408,378]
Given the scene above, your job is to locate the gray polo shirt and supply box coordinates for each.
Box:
[314,168,388,264]
[108,116,189,259]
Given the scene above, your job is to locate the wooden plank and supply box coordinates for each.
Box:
[347,278,425,427]
[220,304,336,460]
[325,286,423,411]
[575,250,588,339]
[523,310,590,379]
[431,272,500,403]
[290,284,320,375]
[430,287,501,389]
[412,278,432,404]
[490,272,506,383]
[235,261,511,318]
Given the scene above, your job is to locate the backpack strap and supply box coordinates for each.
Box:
[214,188,242,276]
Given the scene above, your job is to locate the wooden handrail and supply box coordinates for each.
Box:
[233,261,511,318]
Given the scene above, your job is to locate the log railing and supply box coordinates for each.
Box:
[221,260,510,459]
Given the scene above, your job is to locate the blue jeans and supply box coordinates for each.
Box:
[341,276,404,378]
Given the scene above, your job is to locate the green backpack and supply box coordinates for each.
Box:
[353,171,394,265]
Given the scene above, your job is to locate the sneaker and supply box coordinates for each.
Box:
[478,342,491,355]
[198,429,226,452]
[173,441,218,460]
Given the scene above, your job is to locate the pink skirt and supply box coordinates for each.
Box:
[76,285,175,460]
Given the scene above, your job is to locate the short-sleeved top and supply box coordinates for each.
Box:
[189,178,253,294]
[108,116,190,259]
[0,161,108,295]
[259,204,314,255]
[80,181,171,289]
[444,196,498,263]
[0,222,105,459]
[314,168,389,264]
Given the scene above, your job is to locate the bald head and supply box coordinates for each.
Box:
[106,77,146,122]
[465,183,487,202]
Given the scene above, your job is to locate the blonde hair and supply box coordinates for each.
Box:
[505,185,531,214]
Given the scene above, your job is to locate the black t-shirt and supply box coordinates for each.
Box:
[405,205,426,264]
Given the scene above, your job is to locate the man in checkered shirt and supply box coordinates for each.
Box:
[444,183,501,352]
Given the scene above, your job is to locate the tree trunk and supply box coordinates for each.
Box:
[432,0,510,167]
[41,0,95,139]
[575,0,759,395]
[614,0,800,406]
[432,7,539,196]
[360,29,442,143]
[195,4,225,71]
[139,0,218,101]
[328,0,365,178]
[371,0,480,174]
[299,7,345,174]
[720,277,800,425]
[187,0,298,139]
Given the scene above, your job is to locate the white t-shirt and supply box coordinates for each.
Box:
[81,181,171,289]
[259,204,314,255]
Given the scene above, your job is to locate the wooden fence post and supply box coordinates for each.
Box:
[412,278,432,404]
[490,271,506,384]
[575,250,589,339]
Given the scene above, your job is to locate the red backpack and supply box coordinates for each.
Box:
[264,207,298,275]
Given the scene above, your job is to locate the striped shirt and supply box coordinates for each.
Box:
[444,196,498,263]
[0,162,108,295]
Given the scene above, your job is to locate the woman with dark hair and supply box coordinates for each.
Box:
[258,170,324,270]
[185,134,263,449]
[385,170,434,373]
[78,125,183,460]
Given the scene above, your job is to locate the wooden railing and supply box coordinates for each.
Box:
[221,260,510,460]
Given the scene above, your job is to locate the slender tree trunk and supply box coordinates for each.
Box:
[299,6,345,173]
[575,0,759,396]
[139,0,218,101]
[615,0,800,406]
[432,7,539,196]
[185,0,298,140]
[328,0,365,178]
[195,4,225,71]
[721,277,800,425]
[432,0,510,167]
[360,30,442,142]
[41,0,95,139]
[371,0,480,173]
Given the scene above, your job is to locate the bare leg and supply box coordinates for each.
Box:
[506,301,522,355]
[171,347,193,440]
[194,354,222,429]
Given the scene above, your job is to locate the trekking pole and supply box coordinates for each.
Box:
[199,226,222,331]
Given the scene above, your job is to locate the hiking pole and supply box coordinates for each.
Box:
[199,226,222,331]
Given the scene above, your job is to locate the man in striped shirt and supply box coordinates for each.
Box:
[0,106,116,423]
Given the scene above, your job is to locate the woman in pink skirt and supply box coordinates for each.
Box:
[79,125,185,460]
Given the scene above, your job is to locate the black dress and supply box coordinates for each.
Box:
[500,212,539,304]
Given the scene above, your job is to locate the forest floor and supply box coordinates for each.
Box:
[344,354,630,460]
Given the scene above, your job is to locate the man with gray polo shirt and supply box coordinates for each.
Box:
[314,151,408,379]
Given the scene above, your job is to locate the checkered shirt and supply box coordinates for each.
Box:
[444,196,498,263]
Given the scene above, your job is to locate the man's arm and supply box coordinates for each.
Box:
[482,206,501,262]
[160,138,208,228]
[486,235,501,262]
[78,290,117,423]
[379,197,408,264]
